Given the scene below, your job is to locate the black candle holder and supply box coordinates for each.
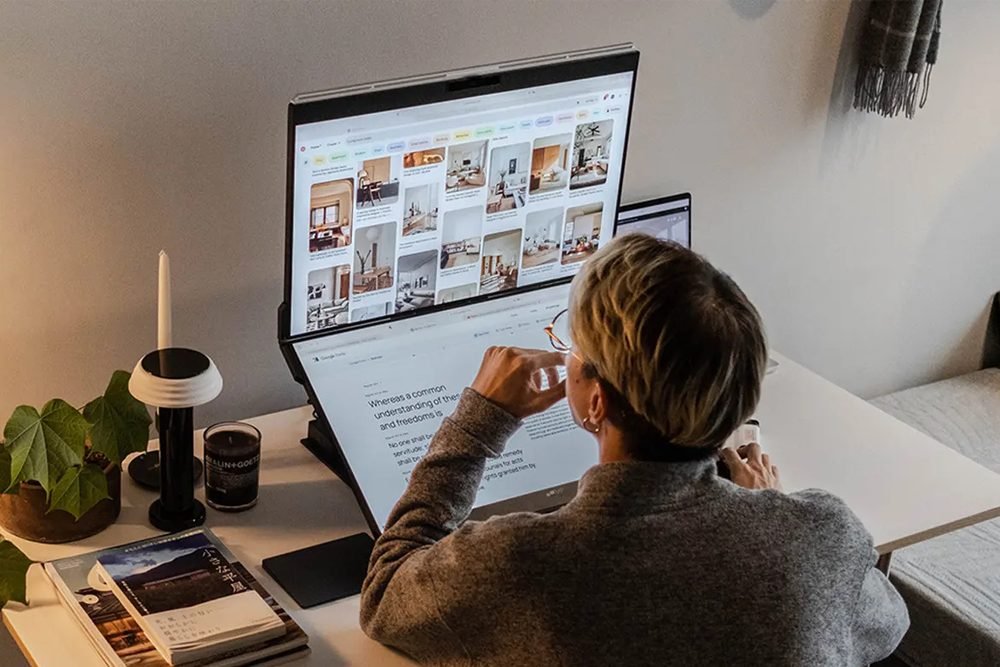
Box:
[129,348,222,532]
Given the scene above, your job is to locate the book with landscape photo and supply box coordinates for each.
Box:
[45,528,307,666]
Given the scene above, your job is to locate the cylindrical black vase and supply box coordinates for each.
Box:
[149,406,205,531]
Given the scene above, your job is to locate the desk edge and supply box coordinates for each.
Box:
[3,611,39,667]
[876,505,1000,554]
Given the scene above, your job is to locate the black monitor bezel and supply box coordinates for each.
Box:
[280,50,640,346]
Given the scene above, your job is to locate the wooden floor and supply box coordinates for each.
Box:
[522,247,559,268]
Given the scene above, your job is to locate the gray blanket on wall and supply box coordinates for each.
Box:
[854,0,943,119]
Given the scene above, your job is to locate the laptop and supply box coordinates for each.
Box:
[280,46,657,536]
[614,193,691,244]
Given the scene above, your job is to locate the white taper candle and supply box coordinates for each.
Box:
[157,250,172,349]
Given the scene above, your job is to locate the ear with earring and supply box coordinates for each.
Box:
[582,417,601,433]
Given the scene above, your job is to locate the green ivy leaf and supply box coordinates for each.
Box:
[47,464,110,521]
[3,400,89,493]
[0,448,14,494]
[83,370,152,465]
[0,539,32,607]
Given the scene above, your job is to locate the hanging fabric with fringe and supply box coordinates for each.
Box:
[853,0,943,119]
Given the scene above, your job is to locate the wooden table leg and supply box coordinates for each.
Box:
[876,551,893,575]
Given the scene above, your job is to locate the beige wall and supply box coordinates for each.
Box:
[2,0,1000,436]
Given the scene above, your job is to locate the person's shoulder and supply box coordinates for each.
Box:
[450,510,560,549]
[727,485,871,551]
[782,488,874,555]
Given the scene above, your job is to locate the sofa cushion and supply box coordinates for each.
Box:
[872,369,1000,666]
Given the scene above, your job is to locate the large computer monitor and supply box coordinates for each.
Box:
[280,46,640,535]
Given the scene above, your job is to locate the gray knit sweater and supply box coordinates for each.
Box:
[361,389,909,666]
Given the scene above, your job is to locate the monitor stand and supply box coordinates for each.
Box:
[267,411,373,607]
[301,414,351,480]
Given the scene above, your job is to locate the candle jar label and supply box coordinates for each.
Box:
[204,422,261,511]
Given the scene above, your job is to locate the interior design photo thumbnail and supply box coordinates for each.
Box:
[562,202,603,264]
[403,148,445,169]
[437,283,477,304]
[486,142,530,214]
[351,302,392,323]
[308,179,353,253]
[569,120,613,190]
[522,207,563,268]
[402,184,439,236]
[480,229,522,295]
[440,207,483,269]
[530,134,571,194]
[306,264,351,331]
[353,221,397,294]
[356,156,399,208]
[395,250,438,313]
[446,141,488,192]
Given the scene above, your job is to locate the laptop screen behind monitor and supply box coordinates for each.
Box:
[614,193,692,247]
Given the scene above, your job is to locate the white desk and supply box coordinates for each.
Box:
[6,353,1000,666]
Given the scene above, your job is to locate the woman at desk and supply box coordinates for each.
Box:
[361,235,908,666]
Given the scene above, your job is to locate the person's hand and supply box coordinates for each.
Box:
[719,443,782,491]
[470,346,566,419]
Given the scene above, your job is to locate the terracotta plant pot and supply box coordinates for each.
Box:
[0,462,122,543]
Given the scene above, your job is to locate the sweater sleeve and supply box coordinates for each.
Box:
[850,549,910,664]
[792,489,910,664]
[359,388,521,659]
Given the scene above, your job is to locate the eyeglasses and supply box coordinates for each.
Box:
[544,308,572,353]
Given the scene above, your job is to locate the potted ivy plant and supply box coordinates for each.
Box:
[0,370,151,609]
[0,370,151,543]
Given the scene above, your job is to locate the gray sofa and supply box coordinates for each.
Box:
[873,370,1000,666]
[870,297,1000,666]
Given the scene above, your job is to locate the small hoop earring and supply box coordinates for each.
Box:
[583,417,601,434]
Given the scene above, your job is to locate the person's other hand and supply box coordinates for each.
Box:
[471,346,566,419]
[719,443,782,491]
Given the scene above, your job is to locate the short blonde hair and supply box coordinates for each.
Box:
[569,234,767,454]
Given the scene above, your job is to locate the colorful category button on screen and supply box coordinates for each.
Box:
[453,130,472,140]
[535,116,554,127]
[330,151,348,161]
[475,127,494,137]
[557,113,575,123]
[387,141,405,152]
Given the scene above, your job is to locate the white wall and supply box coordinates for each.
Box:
[2,0,1000,432]
[484,231,522,263]
[443,208,483,243]
[526,210,563,240]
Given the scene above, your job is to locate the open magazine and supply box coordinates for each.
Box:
[45,529,308,667]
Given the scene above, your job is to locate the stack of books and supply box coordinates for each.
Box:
[45,528,309,666]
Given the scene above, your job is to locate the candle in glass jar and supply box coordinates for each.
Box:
[203,422,261,511]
